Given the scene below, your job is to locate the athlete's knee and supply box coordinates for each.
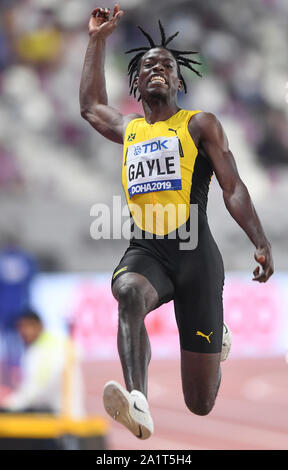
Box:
[183,392,216,416]
[117,283,145,315]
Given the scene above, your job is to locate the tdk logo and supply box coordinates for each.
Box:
[133,139,169,157]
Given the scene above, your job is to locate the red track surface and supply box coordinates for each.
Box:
[84,357,288,450]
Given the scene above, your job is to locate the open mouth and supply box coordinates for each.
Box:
[149,75,168,86]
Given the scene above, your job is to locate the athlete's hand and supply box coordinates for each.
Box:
[253,245,274,282]
[88,4,124,38]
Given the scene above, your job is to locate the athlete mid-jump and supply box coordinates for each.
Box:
[80,5,274,439]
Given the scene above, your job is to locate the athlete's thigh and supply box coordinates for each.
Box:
[173,223,225,354]
[174,287,223,406]
[173,271,224,355]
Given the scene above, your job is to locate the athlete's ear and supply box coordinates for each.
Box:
[134,76,139,89]
[178,79,183,91]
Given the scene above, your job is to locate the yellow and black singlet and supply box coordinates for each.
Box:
[113,108,225,354]
[122,109,213,238]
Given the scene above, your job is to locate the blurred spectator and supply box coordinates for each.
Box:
[0,310,85,417]
[0,146,23,189]
[0,237,38,386]
[15,25,62,68]
[256,109,288,167]
[0,237,37,330]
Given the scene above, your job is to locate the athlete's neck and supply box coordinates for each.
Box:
[142,99,180,125]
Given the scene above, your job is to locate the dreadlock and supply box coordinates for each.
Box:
[125,21,202,101]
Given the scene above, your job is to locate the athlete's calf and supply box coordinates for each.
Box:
[112,273,159,396]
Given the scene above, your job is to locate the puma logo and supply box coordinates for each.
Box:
[168,128,184,157]
[196,330,213,343]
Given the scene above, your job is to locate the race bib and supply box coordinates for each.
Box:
[126,136,182,198]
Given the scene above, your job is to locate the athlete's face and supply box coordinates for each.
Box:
[136,48,182,100]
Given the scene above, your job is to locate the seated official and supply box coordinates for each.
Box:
[0,310,85,417]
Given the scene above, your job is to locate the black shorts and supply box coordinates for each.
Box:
[111,218,224,354]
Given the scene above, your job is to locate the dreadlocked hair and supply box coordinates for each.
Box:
[125,20,202,101]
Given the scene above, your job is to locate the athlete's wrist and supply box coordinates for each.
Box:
[256,239,271,251]
[89,30,108,41]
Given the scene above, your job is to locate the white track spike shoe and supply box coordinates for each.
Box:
[221,323,232,361]
[103,381,154,439]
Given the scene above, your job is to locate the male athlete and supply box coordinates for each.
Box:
[80,5,274,440]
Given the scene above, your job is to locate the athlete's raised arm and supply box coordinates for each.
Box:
[80,5,141,144]
[189,112,274,283]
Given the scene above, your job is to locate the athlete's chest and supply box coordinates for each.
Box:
[123,118,198,199]
[125,134,182,198]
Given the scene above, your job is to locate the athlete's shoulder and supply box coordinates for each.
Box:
[187,111,226,147]
[188,111,223,136]
[189,111,218,124]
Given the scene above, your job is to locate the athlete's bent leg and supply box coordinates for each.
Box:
[112,272,159,397]
[180,350,221,416]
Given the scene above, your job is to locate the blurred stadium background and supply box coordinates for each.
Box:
[0,0,287,450]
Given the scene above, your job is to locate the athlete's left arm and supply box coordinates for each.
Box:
[189,112,274,283]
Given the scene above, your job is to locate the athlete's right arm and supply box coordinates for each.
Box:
[79,5,141,144]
